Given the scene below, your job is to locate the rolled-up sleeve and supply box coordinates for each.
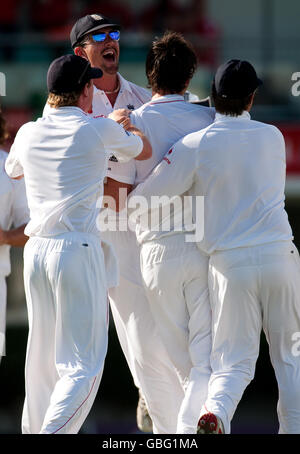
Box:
[131,135,197,202]
[92,117,143,163]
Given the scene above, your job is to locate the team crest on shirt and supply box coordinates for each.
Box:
[127,104,135,110]
[109,155,118,162]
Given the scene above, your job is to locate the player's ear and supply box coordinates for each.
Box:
[83,80,92,98]
[74,46,88,60]
[246,91,256,112]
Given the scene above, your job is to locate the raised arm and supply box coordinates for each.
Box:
[107,111,152,161]
[94,117,152,163]
[130,135,197,203]
[126,125,152,161]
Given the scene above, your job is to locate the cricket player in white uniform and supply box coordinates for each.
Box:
[69,14,184,433]
[128,59,300,434]
[5,54,151,434]
[0,112,29,360]
[128,31,215,434]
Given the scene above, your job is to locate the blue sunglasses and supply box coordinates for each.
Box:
[92,30,120,43]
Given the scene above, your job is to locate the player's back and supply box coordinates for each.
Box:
[13,107,108,237]
[188,112,293,253]
[131,94,215,184]
[130,94,214,243]
[23,108,106,195]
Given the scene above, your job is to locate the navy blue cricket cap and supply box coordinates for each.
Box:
[47,54,103,94]
[214,59,262,99]
[70,14,121,48]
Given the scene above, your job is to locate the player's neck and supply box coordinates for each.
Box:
[152,90,185,100]
[94,73,119,93]
[94,73,120,107]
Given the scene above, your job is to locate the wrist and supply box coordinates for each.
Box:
[0,229,8,245]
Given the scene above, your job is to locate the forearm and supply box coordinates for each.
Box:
[127,126,152,161]
[0,225,28,247]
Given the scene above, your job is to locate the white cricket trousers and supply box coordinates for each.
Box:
[22,232,109,434]
[140,234,212,434]
[0,275,7,360]
[203,240,300,434]
[102,228,184,434]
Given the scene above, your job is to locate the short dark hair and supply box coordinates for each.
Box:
[211,82,254,117]
[75,35,91,48]
[146,31,197,94]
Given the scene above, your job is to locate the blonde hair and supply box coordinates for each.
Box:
[47,80,92,108]
[47,91,81,108]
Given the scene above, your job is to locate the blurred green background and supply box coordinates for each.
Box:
[1,0,300,434]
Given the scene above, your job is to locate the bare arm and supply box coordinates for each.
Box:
[0,224,28,247]
[126,125,152,161]
[107,111,152,161]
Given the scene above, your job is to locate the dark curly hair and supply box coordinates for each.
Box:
[0,109,9,146]
[146,31,197,94]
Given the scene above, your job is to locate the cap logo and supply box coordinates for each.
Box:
[90,14,103,20]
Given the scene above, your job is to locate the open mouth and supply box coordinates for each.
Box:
[102,49,116,62]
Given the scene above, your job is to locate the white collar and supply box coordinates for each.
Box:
[118,73,133,94]
[149,94,185,105]
[50,106,88,116]
[215,111,251,122]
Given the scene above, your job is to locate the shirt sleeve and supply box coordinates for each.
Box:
[92,117,143,163]
[11,178,30,228]
[42,101,54,117]
[130,134,197,203]
[5,132,24,178]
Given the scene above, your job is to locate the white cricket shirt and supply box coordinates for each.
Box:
[0,150,29,276]
[132,111,293,254]
[92,73,151,185]
[129,94,215,243]
[43,73,151,185]
[131,94,215,185]
[5,106,143,238]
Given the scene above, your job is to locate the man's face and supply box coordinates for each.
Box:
[80,27,120,76]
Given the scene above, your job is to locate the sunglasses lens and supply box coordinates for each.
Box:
[92,33,106,42]
[109,30,120,41]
